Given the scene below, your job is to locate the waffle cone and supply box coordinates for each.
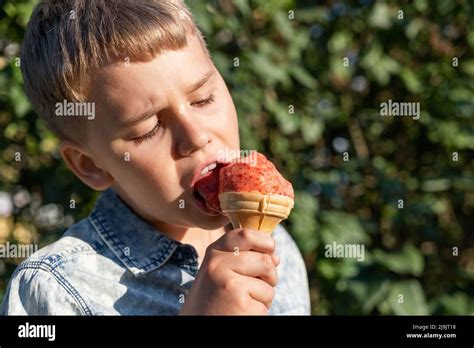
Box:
[218,192,294,234]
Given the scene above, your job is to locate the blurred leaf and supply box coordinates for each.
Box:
[399,68,423,94]
[233,0,251,18]
[330,57,352,82]
[264,94,299,134]
[361,43,400,85]
[348,277,391,314]
[328,31,353,54]
[430,293,472,315]
[405,18,425,39]
[288,65,317,89]
[387,280,429,315]
[247,51,289,87]
[461,59,474,76]
[289,191,319,253]
[274,11,295,42]
[373,244,425,276]
[421,178,451,192]
[320,211,369,245]
[4,2,17,17]
[300,117,323,144]
[368,3,392,29]
[9,85,30,118]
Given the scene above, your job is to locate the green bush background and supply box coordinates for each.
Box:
[0,0,473,314]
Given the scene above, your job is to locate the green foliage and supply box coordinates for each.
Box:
[0,0,473,314]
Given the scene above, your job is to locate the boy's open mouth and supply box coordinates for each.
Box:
[192,162,228,215]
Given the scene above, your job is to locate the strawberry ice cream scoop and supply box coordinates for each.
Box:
[193,152,293,215]
[218,152,294,233]
[219,152,294,198]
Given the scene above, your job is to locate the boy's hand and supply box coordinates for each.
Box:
[179,228,279,315]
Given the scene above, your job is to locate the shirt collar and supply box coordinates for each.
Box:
[88,188,180,277]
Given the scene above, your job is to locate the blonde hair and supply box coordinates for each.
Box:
[21,0,208,140]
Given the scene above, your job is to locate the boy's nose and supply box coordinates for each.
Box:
[175,109,210,157]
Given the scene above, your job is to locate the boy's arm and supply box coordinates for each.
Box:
[1,263,88,315]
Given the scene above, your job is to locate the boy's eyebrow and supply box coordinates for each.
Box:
[123,106,161,128]
[186,70,215,94]
[123,70,215,128]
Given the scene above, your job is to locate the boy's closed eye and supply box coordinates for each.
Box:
[131,93,216,144]
[190,93,215,107]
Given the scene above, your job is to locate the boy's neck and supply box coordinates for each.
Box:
[163,225,228,245]
[113,188,229,259]
[161,225,229,265]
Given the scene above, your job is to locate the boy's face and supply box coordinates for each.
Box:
[81,34,240,231]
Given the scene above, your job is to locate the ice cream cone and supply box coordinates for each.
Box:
[218,192,294,234]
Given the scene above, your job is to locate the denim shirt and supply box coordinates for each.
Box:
[1,189,310,315]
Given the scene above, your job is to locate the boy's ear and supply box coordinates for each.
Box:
[59,140,114,191]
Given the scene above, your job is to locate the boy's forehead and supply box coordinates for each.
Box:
[89,34,213,121]
[93,34,209,93]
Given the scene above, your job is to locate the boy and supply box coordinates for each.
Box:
[1,0,310,315]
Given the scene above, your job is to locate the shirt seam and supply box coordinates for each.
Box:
[47,245,108,268]
[16,261,93,316]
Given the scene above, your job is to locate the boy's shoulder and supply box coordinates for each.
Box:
[0,217,110,315]
[18,190,128,273]
[21,217,107,269]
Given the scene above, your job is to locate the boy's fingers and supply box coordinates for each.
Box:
[246,277,275,309]
[226,251,278,287]
[214,228,276,254]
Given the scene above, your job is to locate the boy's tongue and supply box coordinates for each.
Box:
[193,164,226,213]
